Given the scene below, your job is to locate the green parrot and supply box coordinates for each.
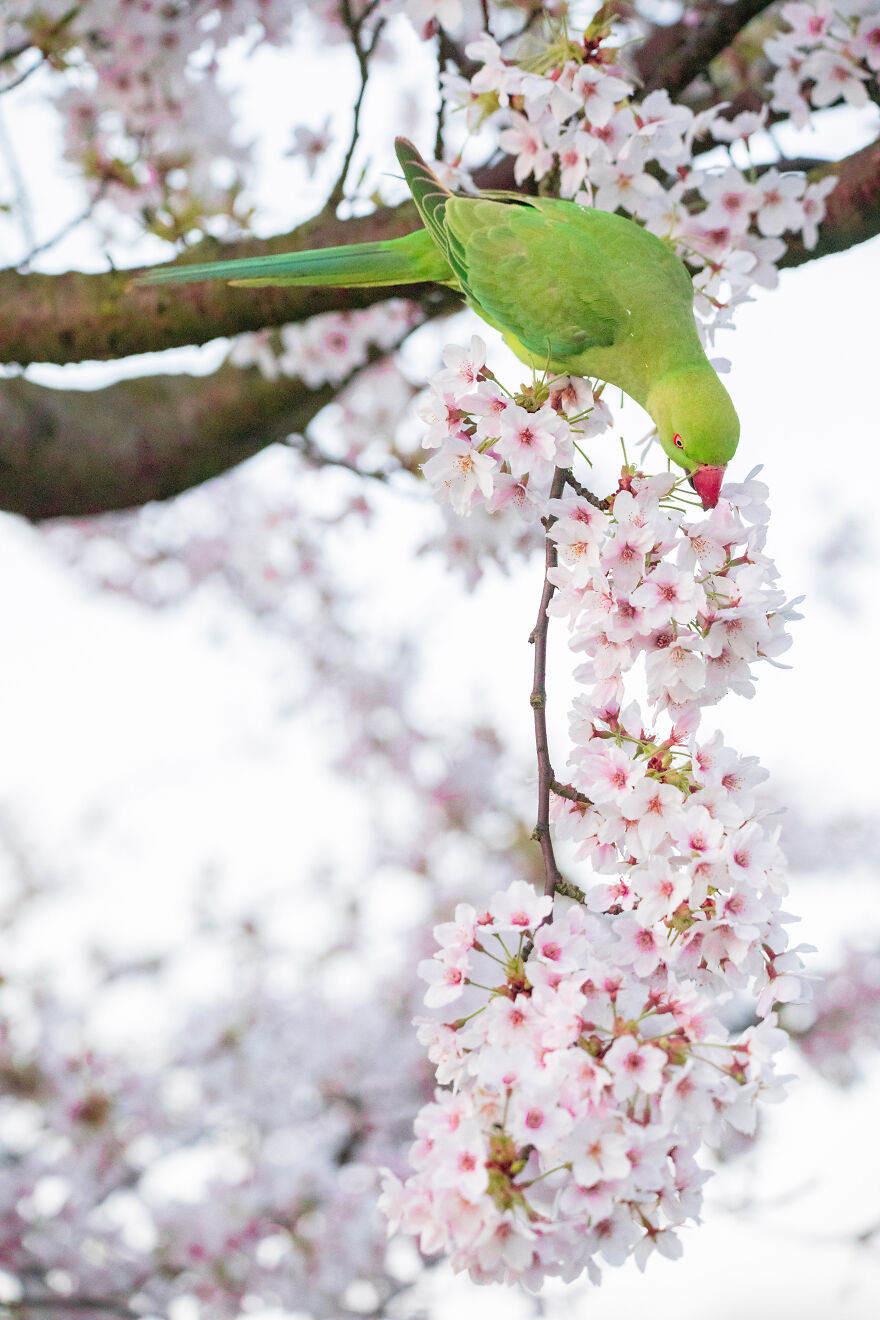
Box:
[138,138,739,508]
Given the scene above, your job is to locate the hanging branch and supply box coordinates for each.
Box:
[0,6,81,68]
[0,50,45,94]
[529,467,568,901]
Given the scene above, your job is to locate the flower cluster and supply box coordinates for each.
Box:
[767,1,880,127]
[385,339,805,1282]
[441,7,878,343]
[547,472,800,724]
[382,884,790,1284]
[229,299,420,387]
[421,334,611,516]
[0,961,429,1318]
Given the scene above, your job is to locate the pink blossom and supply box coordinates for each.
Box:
[803,46,870,108]
[632,562,702,627]
[755,168,806,237]
[572,65,631,127]
[613,914,668,977]
[800,175,838,249]
[437,335,487,391]
[856,13,880,71]
[495,402,573,477]
[418,950,470,1006]
[489,879,552,932]
[604,1036,667,1098]
[422,436,497,515]
[498,110,555,184]
[699,167,761,235]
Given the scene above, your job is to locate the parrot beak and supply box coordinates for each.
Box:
[689,465,725,510]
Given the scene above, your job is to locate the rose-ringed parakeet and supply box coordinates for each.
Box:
[138,138,739,508]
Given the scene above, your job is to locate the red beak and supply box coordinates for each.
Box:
[690,465,725,510]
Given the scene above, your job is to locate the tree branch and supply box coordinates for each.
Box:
[0,364,341,519]
[0,155,515,369]
[636,0,777,96]
[529,468,567,901]
[550,779,593,807]
[2,1301,139,1318]
[0,205,432,367]
[285,430,420,483]
[327,0,385,210]
[779,138,880,269]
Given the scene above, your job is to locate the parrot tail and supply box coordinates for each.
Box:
[134,227,452,289]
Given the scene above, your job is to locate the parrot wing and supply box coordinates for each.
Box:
[443,197,626,360]
[395,138,625,362]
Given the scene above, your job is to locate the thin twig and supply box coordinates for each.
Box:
[0,39,34,68]
[0,51,44,94]
[19,185,106,268]
[554,877,587,903]
[550,779,592,807]
[563,468,611,511]
[0,98,35,252]
[436,28,479,79]
[529,467,567,901]
[327,0,385,211]
[434,38,447,161]
[284,431,417,482]
[0,5,81,68]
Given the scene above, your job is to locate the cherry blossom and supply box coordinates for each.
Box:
[12,1,874,1306]
[393,290,806,1281]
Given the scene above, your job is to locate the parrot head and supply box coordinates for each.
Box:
[646,366,740,509]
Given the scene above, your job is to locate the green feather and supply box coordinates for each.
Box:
[134,136,740,480]
[136,228,451,289]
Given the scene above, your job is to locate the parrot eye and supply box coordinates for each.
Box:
[673,433,684,449]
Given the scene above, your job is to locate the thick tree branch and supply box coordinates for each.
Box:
[0,157,516,369]
[636,0,777,96]
[779,138,880,268]
[0,206,428,367]
[0,364,340,519]
[2,1299,139,1318]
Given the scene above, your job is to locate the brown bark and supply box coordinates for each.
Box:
[635,0,778,96]
[779,138,880,269]
[0,156,516,370]
[0,205,427,368]
[0,365,339,519]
